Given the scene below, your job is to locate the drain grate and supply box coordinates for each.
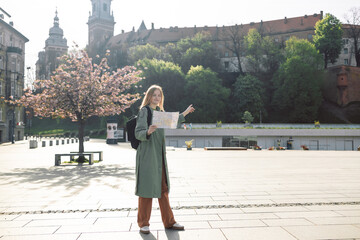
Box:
[1,201,359,215]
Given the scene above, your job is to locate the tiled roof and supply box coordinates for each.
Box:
[106,13,323,49]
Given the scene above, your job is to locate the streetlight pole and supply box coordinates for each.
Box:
[11,108,15,144]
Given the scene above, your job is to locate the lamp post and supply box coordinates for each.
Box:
[11,108,15,144]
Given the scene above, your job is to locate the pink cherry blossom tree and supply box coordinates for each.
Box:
[16,49,141,158]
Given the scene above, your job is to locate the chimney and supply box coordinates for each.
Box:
[284,17,287,24]
[301,18,303,25]
[0,14,4,19]
[151,23,154,30]
[121,30,124,34]
[132,26,135,32]
[9,21,13,26]
[320,11,323,19]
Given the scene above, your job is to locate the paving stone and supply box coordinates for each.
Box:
[195,208,243,214]
[78,231,153,240]
[15,213,88,220]
[241,206,308,213]
[335,210,360,216]
[0,220,30,228]
[0,215,20,221]
[55,223,131,234]
[284,225,360,240]
[222,227,297,240]
[262,218,314,226]
[85,211,129,218]
[0,234,80,240]
[209,219,265,228]
[274,210,342,218]
[158,229,227,240]
[25,218,96,227]
[0,226,59,236]
[306,216,360,225]
[219,212,279,220]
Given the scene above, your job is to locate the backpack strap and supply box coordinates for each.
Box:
[144,105,152,126]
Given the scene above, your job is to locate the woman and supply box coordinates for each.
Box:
[135,85,195,234]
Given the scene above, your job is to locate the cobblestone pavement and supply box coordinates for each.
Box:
[0,139,360,240]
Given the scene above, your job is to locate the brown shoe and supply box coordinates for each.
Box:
[140,226,150,234]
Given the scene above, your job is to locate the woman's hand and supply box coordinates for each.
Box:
[182,104,195,117]
[147,125,158,135]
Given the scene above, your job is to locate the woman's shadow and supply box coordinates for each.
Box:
[140,230,180,240]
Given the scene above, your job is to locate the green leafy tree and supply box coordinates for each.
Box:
[167,32,220,73]
[313,13,343,68]
[128,43,172,64]
[136,59,185,112]
[243,29,282,122]
[242,111,254,124]
[184,66,230,122]
[232,74,266,122]
[272,37,324,122]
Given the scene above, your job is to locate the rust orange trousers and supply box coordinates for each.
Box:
[137,160,176,228]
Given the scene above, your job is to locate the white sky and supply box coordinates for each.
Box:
[1,0,359,81]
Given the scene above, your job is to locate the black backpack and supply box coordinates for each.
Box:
[126,106,152,149]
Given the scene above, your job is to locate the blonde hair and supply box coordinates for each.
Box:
[140,85,165,111]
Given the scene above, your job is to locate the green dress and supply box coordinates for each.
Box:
[135,106,185,198]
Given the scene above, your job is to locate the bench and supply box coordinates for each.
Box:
[55,153,94,166]
[70,151,103,161]
[204,147,247,151]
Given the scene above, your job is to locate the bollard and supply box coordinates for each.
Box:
[42,141,46,147]
[29,140,38,149]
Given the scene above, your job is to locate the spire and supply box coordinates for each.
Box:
[46,8,67,48]
[138,20,147,32]
[54,8,59,27]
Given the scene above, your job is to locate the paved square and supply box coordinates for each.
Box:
[0,139,359,239]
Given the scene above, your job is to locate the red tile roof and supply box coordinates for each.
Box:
[106,13,323,49]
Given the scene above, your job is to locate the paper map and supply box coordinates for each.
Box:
[152,111,179,129]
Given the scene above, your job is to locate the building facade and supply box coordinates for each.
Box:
[165,127,360,151]
[0,10,29,143]
[36,10,68,80]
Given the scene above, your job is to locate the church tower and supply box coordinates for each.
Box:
[87,0,115,58]
[36,10,68,80]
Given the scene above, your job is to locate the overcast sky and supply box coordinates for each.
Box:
[1,0,359,81]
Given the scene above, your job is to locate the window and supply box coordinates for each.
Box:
[0,106,2,121]
[224,52,229,57]
[274,38,279,42]
[224,61,229,70]
[344,48,348,54]
[285,36,290,41]
[307,34,313,40]
[16,60,20,72]
[0,81,2,95]
[343,39,349,45]
[103,3,107,11]
[0,56,3,69]
[17,109,21,123]
[344,59,349,65]
[93,3,96,11]
[0,32,3,44]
